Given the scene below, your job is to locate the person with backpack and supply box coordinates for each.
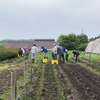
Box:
[18,48,23,57]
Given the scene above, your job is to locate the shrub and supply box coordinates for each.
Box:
[0,48,18,61]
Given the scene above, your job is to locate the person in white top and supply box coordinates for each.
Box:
[51,45,55,59]
[53,44,58,60]
[31,44,37,63]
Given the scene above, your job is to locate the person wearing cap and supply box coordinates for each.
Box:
[53,44,57,60]
[31,44,37,63]
[41,47,48,58]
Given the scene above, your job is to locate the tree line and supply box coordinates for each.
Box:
[56,33,88,51]
[88,34,100,42]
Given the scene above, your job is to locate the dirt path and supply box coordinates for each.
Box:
[61,63,100,100]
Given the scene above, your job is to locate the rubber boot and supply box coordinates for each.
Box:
[32,59,34,63]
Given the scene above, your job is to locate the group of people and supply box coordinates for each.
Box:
[18,46,31,60]
[51,44,80,63]
[18,43,80,63]
[51,44,69,63]
[18,44,37,63]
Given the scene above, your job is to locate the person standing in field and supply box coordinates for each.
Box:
[21,48,25,57]
[73,51,80,62]
[31,44,37,63]
[18,48,23,57]
[53,44,57,60]
[51,45,55,59]
[61,44,69,62]
[24,46,30,60]
[64,48,69,62]
[41,47,48,59]
[57,45,64,63]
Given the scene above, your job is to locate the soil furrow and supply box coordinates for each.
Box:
[39,64,59,100]
[68,64,100,99]
[61,64,91,100]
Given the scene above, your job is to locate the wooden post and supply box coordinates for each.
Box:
[24,61,26,97]
[15,70,17,99]
[11,71,13,100]
[96,55,99,72]
[31,63,32,82]
[89,53,91,65]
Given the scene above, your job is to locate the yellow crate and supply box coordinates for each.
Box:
[43,59,47,63]
[51,60,58,64]
[18,54,23,58]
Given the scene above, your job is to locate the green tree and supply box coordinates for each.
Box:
[56,33,80,50]
[77,33,88,44]
[78,43,88,51]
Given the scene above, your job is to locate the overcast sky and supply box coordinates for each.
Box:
[0,0,100,41]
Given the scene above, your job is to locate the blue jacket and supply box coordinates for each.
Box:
[43,48,48,53]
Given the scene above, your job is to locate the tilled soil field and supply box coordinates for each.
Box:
[26,63,75,100]
[61,63,100,100]
[0,62,30,95]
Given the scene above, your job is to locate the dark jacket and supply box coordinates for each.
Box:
[18,49,23,54]
[73,51,80,57]
[57,46,64,54]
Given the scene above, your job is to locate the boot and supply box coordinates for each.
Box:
[32,59,34,63]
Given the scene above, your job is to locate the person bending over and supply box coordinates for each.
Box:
[73,51,80,62]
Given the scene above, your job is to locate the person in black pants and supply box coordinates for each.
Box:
[57,45,64,63]
[73,51,80,62]
[18,48,23,57]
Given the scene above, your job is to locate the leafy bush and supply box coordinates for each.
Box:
[0,48,18,61]
[0,43,5,48]
[78,43,87,51]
